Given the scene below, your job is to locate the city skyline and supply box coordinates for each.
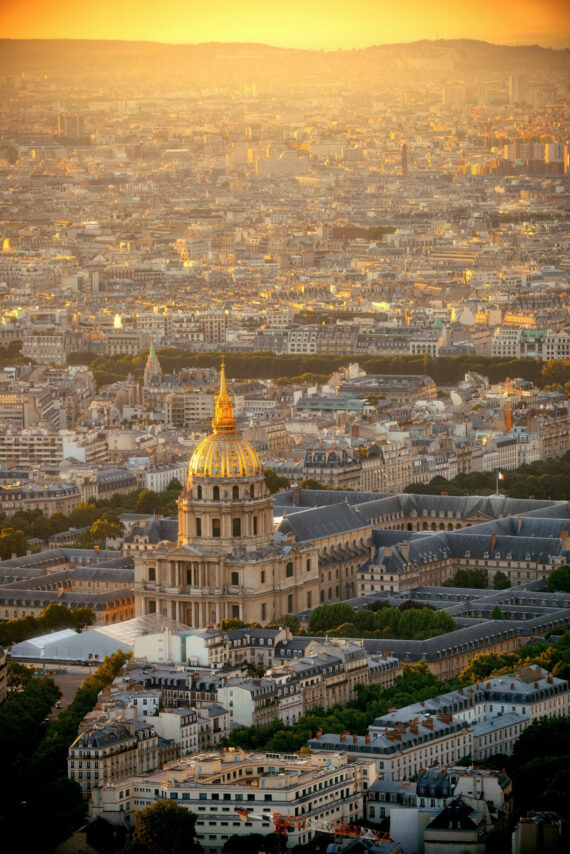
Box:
[1,0,570,49]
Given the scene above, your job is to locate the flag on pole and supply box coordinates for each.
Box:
[497,471,505,481]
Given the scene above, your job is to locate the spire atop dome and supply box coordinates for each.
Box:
[212,358,236,433]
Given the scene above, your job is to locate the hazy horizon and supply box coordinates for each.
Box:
[1,0,569,50]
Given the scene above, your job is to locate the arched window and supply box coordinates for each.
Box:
[213,485,220,501]
[232,518,241,537]
[232,485,239,500]
[197,485,202,500]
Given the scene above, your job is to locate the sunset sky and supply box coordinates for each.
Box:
[1,0,569,49]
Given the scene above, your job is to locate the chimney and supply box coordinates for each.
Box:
[491,532,496,550]
[422,718,433,730]
[437,713,452,724]
[353,735,358,744]
[561,530,570,551]
[365,735,370,744]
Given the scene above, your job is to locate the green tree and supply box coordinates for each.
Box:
[547,564,570,593]
[443,569,487,589]
[266,614,302,633]
[490,604,504,620]
[299,478,329,490]
[136,489,161,514]
[263,468,291,494]
[493,571,510,590]
[510,717,570,820]
[6,661,33,695]
[84,517,124,545]
[308,603,355,634]
[222,834,269,854]
[130,801,201,854]
[0,526,28,560]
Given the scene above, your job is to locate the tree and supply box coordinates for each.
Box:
[85,517,124,545]
[490,605,504,620]
[136,489,160,514]
[493,571,510,590]
[0,526,28,560]
[263,468,290,494]
[71,607,96,631]
[266,614,302,633]
[308,603,355,634]
[443,569,487,589]
[130,802,201,854]
[547,564,570,593]
[299,478,329,490]
[222,833,268,853]
[6,661,33,695]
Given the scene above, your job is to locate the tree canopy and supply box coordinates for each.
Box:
[130,802,201,854]
[0,603,95,646]
[307,602,455,640]
[547,564,570,593]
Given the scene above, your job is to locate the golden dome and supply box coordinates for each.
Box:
[189,361,262,479]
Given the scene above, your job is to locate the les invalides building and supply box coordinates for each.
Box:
[134,364,320,627]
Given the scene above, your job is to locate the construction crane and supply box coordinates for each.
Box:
[236,807,392,851]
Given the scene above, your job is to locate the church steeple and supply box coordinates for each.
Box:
[212,359,236,433]
[143,338,162,388]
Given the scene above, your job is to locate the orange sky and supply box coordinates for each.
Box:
[1,0,569,49]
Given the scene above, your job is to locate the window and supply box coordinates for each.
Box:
[233,485,239,500]
[250,485,254,499]
[213,486,220,501]
[148,600,156,614]
[232,518,241,537]
[231,572,239,587]
[286,562,294,578]
[195,517,202,537]
[212,518,221,538]
[148,567,155,582]
[306,559,311,572]
[261,570,265,584]
[288,595,293,613]
[253,516,258,535]
[197,485,202,500]
[261,603,266,622]
[307,592,312,609]
[232,605,240,619]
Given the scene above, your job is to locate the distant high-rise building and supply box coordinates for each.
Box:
[401,143,408,178]
[508,75,527,104]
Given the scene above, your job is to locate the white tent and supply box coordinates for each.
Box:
[11,628,131,663]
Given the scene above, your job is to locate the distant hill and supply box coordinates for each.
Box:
[0,38,567,85]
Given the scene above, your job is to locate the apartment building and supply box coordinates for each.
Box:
[308,718,473,782]
[90,749,375,852]
[68,720,159,795]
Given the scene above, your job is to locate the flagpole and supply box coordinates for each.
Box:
[496,471,498,495]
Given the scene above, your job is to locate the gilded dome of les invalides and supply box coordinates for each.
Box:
[188,361,262,479]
